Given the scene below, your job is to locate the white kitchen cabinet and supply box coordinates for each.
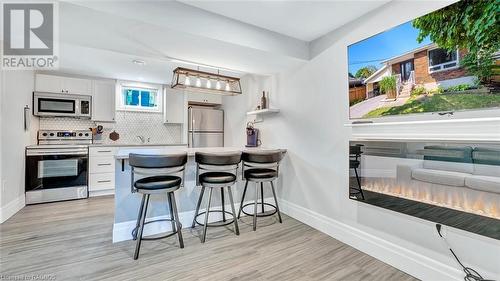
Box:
[164,88,185,124]
[63,77,92,95]
[187,92,222,105]
[89,147,117,197]
[35,74,92,95]
[92,79,116,122]
[35,74,65,93]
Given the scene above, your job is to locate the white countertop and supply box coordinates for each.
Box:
[115,146,287,159]
[89,143,188,147]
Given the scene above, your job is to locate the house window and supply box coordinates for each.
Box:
[118,85,161,112]
[428,48,459,73]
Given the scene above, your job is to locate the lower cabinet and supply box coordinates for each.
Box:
[89,147,117,197]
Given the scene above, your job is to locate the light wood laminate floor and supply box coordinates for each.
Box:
[0,196,418,281]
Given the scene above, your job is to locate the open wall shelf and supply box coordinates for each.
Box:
[246,108,280,116]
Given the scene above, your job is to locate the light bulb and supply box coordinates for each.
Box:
[215,80,221,90]
[196,77,201,87]
[225,81,231,91]
[206,79,211,88]
[184,76,191,86]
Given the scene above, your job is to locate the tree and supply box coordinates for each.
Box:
[412,0,500,83]
[355,65,378,79]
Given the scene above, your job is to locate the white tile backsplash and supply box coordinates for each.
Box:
[39,111,183,145]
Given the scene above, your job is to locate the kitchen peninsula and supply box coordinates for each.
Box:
[113,146,286,242]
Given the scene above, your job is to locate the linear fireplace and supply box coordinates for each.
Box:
[349,140,500,240]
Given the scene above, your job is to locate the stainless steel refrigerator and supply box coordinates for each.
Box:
[188,106,224,147]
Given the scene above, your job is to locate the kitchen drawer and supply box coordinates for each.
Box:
[90,156,115,173]
[89,147,117,157]
[89,173,115,191]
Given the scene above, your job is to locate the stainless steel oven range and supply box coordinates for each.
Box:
[25,130,92,204]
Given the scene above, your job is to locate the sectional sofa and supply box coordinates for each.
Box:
[397,146,500,219]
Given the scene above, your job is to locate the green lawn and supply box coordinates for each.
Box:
[363,93,500,118]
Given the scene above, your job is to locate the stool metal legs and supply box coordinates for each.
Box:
[202,187,213,243]
[134,194,150,260]
[238,179,283,231]
[133,194,146,241]
[227,186,239,235]
[192,186,205,228]
[169,192,184,248]
[237,181,249,219]
[270,181,282,223]
[133,192,184,260]
[253,183,259,231]
[193,185,240,243]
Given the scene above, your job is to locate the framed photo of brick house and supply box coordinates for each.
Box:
[348,1,499,120]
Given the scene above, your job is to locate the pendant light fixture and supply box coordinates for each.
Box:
[171,67,242,95]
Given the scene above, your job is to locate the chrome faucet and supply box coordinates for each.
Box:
[136,135,145,144]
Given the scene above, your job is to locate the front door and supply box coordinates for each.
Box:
[400,59,414,82]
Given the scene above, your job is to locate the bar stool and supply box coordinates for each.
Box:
[349,144,365,200]
[129,152,188,260]
[192,151,241,243]
[237,150,283,231]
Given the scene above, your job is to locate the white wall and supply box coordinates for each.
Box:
[222,74,275,147]
[0,71,38,223]
[258,1,500,280]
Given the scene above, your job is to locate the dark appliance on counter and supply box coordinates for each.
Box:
[246,122,260,147]
[25,130,92,204]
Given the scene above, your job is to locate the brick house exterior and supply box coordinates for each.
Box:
[410,49,468,85]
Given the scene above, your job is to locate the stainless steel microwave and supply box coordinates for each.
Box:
[33,92,92,118]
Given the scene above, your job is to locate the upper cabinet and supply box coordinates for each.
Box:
[187,92,222,105]
[164,88,186,124]
[35,74,92,95]
[92,79,116,122]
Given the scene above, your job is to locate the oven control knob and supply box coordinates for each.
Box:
[49,133,54,136]
[85,133,89,137]
[78,133,83,137]
[42,132,48,136]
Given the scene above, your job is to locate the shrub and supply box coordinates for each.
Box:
[379,76,397,98]
[445,84,473,92]
[411,86,427,96]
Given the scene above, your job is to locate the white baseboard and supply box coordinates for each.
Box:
[0,195,25,224]
[89,189,115,197]
[113,197,273,243]
[278,198,462,281]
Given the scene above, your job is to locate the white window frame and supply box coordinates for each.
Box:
[428,48,460,73]
[116,81,163,113]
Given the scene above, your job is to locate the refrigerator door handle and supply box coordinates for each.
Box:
[189,107,195,147]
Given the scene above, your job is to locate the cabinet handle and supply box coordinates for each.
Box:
[97,180,111,183]
[97,163,111,166]
[97,150,112,153]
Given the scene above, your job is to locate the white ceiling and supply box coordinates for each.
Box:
[53,1,389,83]
[180,0,390,41]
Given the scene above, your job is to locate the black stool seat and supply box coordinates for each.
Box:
[244,168,277,179]
[199,172,237,184]
[134,175,182,190]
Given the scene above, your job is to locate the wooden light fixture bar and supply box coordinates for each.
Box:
[171,67,242,95]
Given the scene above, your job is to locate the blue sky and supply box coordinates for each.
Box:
[348,21,432,75]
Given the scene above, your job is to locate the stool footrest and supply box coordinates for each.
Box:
[194,210,236,227]
[132,218,182,241]
[241,202,278,218]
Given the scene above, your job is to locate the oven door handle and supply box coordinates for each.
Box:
[26,150,88,156]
